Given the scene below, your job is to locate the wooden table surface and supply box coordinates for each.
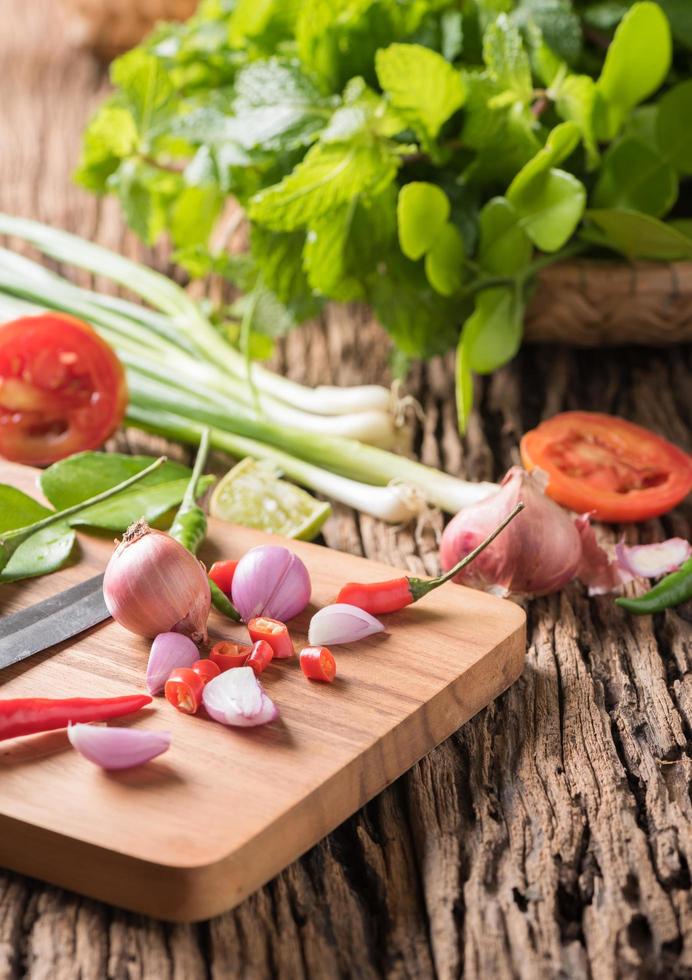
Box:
[1,2,691,978]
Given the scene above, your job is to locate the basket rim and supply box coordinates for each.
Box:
[537,256,692,290]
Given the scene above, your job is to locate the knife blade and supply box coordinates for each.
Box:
[0,573,109,671]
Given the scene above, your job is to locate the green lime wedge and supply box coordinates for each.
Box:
[209,458,331,541]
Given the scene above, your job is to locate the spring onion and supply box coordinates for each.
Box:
[0,213,391,416]
[0,216,499,520]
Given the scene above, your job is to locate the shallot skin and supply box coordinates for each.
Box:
[104,520,211,643]
[440,467,583,597]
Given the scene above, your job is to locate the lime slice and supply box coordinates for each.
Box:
[209,458,331,541]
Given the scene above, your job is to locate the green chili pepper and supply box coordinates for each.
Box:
[169,428,211,554]
[616,558,692,615]
[170,428,241,622]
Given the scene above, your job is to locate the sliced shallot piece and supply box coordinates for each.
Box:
[67,724,171,770]
[146,632,199,695]
[615,538,691,579]
[202,666,278,728]
[308,603,384,646]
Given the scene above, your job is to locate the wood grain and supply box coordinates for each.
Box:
[0,461,525,922]
[0,0,691,976]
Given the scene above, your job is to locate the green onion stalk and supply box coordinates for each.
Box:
[0,216,499,520]
[0,214,392,416]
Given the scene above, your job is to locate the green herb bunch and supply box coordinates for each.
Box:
[77,0,692,429]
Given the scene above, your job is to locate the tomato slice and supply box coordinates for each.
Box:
[0,312,127,465]
[521,411,692,522]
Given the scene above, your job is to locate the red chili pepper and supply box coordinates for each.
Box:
[165,668,205,715]
[0,694,151,742]
[300,646,336,683]
[246,639,273,676]
[209,640,249,672]
[209,559,238,596]
[191,659,221,684]
[248,617,294,659]
[336,502,524,614]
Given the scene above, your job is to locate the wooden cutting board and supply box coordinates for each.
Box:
[0,460,525,922]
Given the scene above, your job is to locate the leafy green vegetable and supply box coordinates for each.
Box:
[40,452,213,531]
[376,42,466,141]
[595,2,672,139]
[592,138,678,217]
[584,208,692,260]
[0,486,74,583]
[425,222,466,295]
[397,182,450,259]
[76,0,692,434]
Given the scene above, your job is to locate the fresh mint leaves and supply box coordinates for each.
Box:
[78,0,692,431]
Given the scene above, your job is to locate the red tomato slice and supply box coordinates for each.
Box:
[0,312,127,465]
[521,411,692,522]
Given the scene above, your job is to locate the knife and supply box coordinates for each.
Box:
[0,573,109,671]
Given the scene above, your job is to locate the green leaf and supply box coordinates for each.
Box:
[68,476,214,532]
[507,121,580,199]
[397,182,450,260]
[248,141,399,231]
[508,167,586,252]
[108,159,174,245]
[464,286,524,374]
[511,0,582,65]
[170,184,224,248]
[110,49,175,135]
[591,137,678,218]
[595,2,672,140]
[656,80,692,175]
[303,203,363,301]
[368,252,462,358]
[478,197,532,274]
[658,0,692,49]
[424,223,465,296]
[375,43,466,141]
[75,104,138,193]
[228,0,299,50]
[250,226,321,321]
[584,208,692,260]
[0,485,75,583]
[555,74,599,170]
[455,332,474,435]
[482,14,533,104]
[41,453,192,510]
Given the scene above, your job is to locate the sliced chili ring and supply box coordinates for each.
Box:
[247,617,294,659]
[300,646,336,683]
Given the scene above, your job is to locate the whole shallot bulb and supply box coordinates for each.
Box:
[440,467,583,597]
[103,519,211,643]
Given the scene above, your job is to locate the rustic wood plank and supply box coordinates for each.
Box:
[0,1,691,977]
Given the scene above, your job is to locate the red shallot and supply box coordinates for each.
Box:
[231,545,311,623]
[103,519,211,644]
[440,468,584,597]
[67,724,171,769]
[202,666,278,727]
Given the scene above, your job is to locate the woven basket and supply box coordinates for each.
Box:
[61,0,197,60]
[526,259,692,345]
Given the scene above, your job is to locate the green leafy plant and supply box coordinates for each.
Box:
[77,0,692,428]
